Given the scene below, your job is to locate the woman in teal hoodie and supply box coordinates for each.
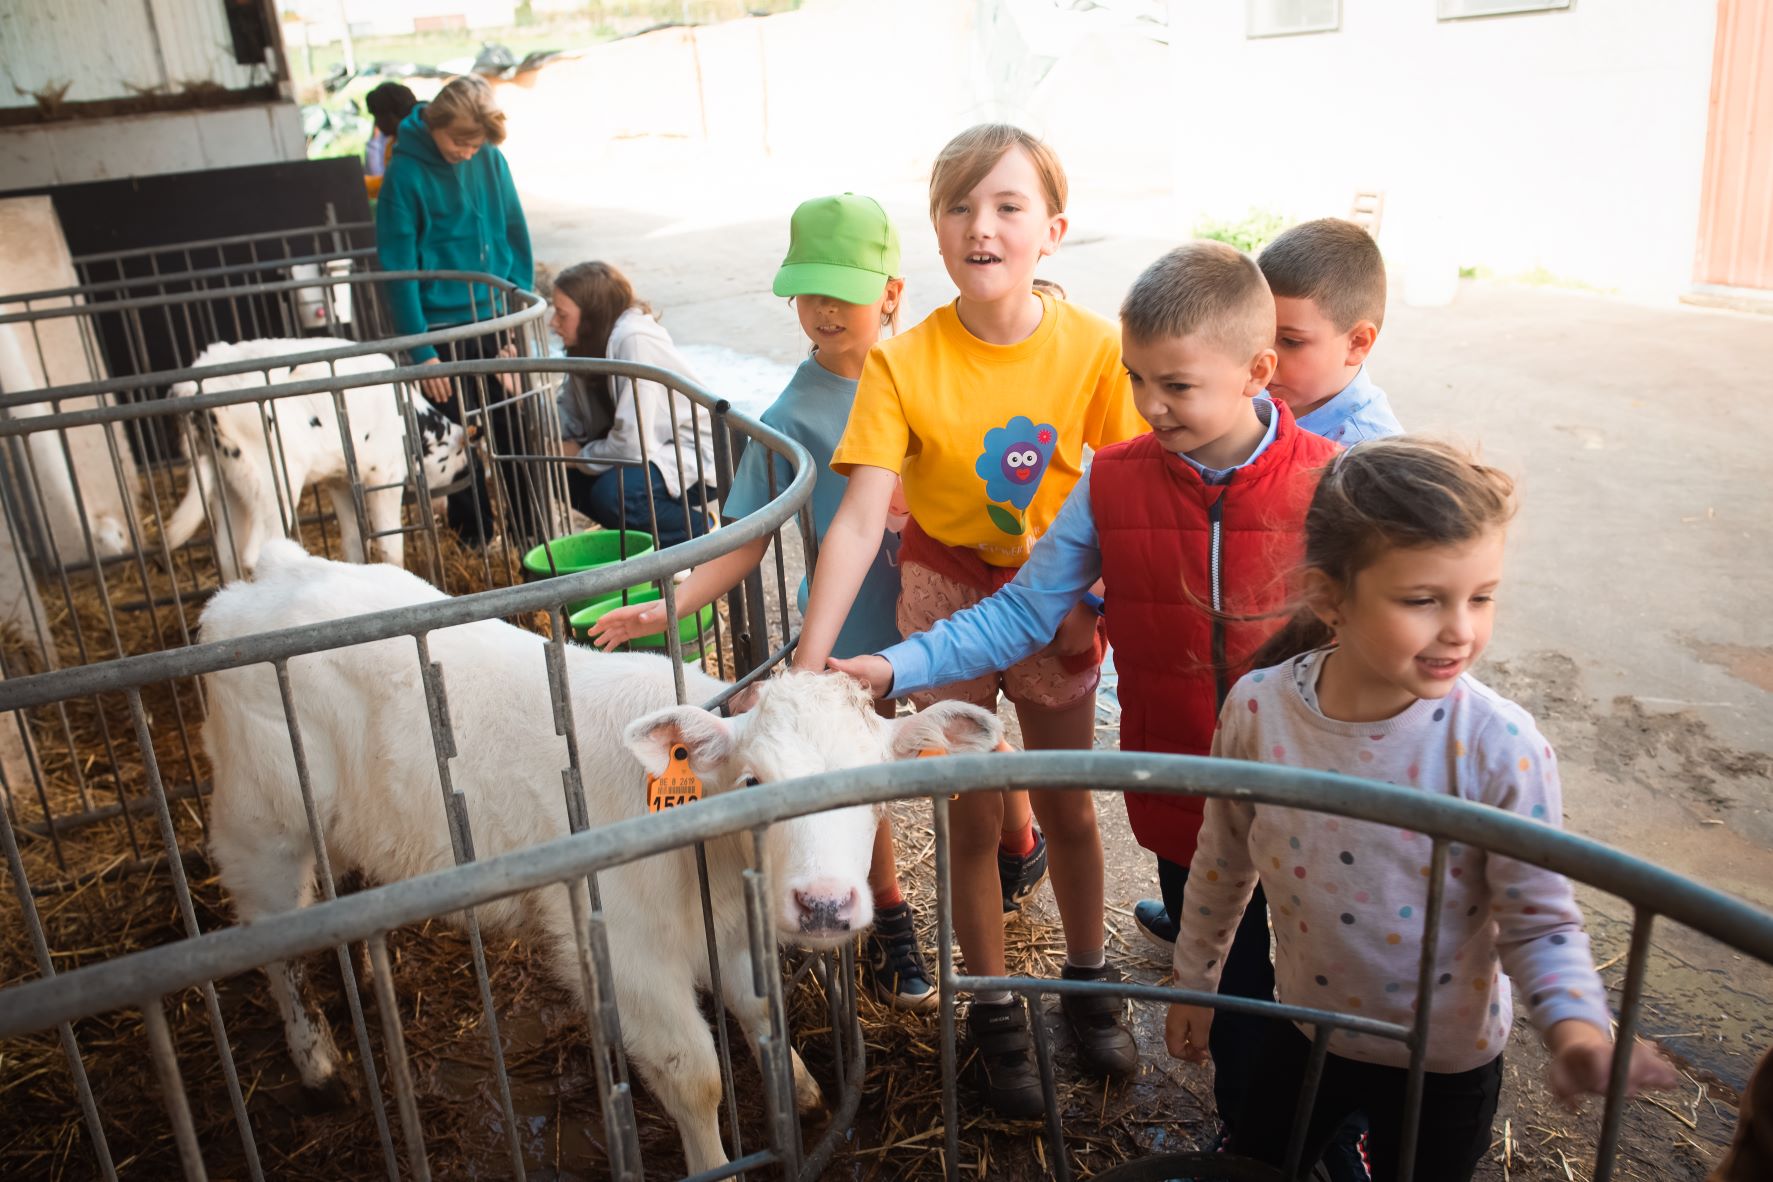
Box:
[376,74,535,542]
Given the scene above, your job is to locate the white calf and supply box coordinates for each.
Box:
[0,320,128,559]
[199,540,999,1172]
[161,338,465,578]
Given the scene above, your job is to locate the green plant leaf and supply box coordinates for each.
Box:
[987,504,1023,535]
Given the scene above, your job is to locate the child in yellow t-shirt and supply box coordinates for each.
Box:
[793,124,1145,1119]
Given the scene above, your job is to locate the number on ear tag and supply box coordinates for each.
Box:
[647,744,704,814]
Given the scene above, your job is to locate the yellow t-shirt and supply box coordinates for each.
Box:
[832,291,1142,567]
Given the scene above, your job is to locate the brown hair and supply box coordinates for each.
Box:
[553,261,657,402]
[928,124,1067,223]
[1120,241,1275,361]
[1253,437,1517,668]
[423,75,508,145]
[1258,217,1387,332]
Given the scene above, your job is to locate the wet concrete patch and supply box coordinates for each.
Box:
[1688,639,1773,695]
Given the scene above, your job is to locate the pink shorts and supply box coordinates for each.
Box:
[895,559,1102,712]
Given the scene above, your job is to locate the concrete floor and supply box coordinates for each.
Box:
[525,181,1773,1100]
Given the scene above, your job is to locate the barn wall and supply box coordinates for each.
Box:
[0,102,306,188]
[0,0,270,109]
[1163,0,1721,302]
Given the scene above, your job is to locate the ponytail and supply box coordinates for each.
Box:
[1250,609,1334,671]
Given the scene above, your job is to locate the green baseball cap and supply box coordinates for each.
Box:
[773,193,901,305]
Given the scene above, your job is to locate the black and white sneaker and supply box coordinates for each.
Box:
[998,831,1049,920]
[862,901,938,1012]
[1132,898,1178,963]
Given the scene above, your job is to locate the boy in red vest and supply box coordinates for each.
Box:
[832,240,1338,1124]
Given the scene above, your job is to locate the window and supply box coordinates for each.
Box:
[1438,0,1572,19]
[1247,0,1341,39]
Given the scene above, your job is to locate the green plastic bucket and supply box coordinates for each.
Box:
[522,529,654,614]
[522,529,654,579]
[569,586,716,663]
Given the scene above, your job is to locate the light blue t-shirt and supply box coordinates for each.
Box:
[1295,365,1402,444]
[723,357,902,659]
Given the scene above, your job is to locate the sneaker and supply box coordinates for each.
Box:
[1059,962,1140,1078]
[862,901,938,1012]
[965,998,1045,1119]
[999,831,1049,919]
[1132,898,1178,962]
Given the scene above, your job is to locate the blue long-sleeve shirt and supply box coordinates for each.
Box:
[1295,366,1401,444]
[883,398,1279,695]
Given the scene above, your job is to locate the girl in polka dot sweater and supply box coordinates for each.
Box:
[1164,438,1675,1182]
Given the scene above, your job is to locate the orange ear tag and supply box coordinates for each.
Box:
[647,744,705,814]
[916,746,960,800]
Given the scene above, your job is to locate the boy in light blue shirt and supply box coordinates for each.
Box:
[1259,217,1402,445]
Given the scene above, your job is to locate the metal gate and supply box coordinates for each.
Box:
[4,735,1767,1178]
[0,351,804,905]
[0,355,825,1180]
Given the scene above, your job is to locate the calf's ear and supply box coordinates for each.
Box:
[624,706,737,777]
[888,700,1002,761]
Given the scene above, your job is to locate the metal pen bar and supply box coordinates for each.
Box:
[1395,837,1450,1182]
[1028,990,1071,1182]
[697,839,746,1158]
[0,765,116,1177]
[410,635,528,1180]
[274,662,402,1180]
[1281,1024,1334,1180]
[1593,908,1656,1182]
[142,996,210,1182]
[126,689,266,1180]
[367,935,432,1182]
[933,794,960,1182]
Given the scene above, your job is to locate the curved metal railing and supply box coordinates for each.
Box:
[3,750,1767,1180]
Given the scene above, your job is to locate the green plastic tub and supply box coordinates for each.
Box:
[570,585,716,663]
[522,529,654,578]
[522,529,654,614]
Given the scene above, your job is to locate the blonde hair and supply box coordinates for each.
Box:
[1120,241,1275,361]
[423,75,508,145]
[928,124,1067,223]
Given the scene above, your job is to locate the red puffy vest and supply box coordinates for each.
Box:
[1089,402,1338,865]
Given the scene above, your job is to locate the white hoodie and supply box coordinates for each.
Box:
[561,307,718,498]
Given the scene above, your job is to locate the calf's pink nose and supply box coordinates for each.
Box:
[793,882,860,933]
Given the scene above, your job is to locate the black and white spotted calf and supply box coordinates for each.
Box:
[161,338,467,579]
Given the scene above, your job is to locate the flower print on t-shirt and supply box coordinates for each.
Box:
[975,415,1057,536]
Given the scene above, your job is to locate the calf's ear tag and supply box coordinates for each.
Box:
[647,744,704,813]
[915,746,959,799]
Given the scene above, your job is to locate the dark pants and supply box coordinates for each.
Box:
[1159,857,1274,1122]
[1230,1021,1501,1182]
[566,464,713,551]
[432,334,547,546]
[1160,857,1371,1179]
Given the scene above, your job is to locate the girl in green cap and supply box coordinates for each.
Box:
[589,194,947,1008]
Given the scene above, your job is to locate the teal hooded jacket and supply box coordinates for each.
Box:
[375,104,534,362]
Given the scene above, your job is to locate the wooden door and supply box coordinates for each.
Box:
[1695,0,1773,290]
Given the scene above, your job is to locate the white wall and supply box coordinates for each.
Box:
[495,0,1172,210]
[0,0,271,109]
[0,102,306,188]
[1166,1,1720,301]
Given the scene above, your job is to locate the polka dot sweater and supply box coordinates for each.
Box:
[1172,649,1613,1073]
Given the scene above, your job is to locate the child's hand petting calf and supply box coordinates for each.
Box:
[827,654,894,699]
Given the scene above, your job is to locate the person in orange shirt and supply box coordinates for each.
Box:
[362,81,415,200]
[794,124,1144,1118]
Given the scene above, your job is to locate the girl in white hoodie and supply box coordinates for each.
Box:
[548,261,718,549]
